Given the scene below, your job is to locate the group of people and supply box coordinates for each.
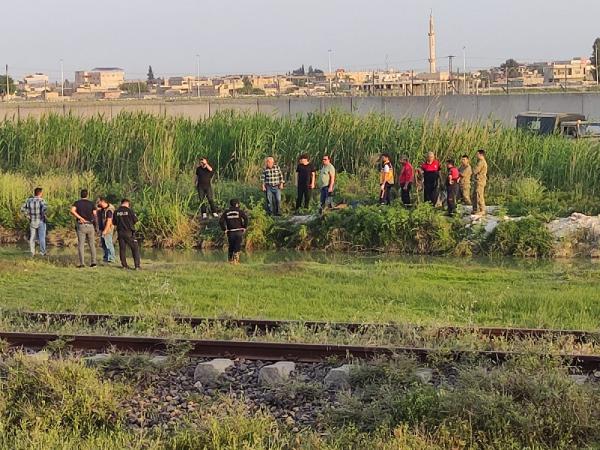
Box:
[20,150,488,266]
[379,150,489,216]
[21,189,142,269]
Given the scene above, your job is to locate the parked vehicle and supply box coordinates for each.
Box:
[516,112,586,136]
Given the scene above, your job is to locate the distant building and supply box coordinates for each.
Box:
[75,67,125,91]
[543,59,594,84]
[23,73,49,91]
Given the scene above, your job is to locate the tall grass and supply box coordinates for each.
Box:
[1,111,600,194]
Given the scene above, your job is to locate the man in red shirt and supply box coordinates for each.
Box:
[446,159,461,215]
[418,152,440,205]
[398,155,414,206]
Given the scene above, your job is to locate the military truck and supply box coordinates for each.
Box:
[516,112,586,136]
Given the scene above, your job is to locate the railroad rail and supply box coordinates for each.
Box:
[6,311,599,343]
[2,331,600,370]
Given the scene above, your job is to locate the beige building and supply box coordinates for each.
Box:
[544,59,594,84]
[75,67,125,91]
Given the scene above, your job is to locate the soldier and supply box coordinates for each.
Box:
[219,199,249,264]
[472,150,488,216]
[458,155,472,206]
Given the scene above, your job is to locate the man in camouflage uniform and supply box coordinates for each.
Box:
[471,150,488,216]
[458,155,472,206]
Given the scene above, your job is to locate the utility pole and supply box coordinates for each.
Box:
[462,46,467,95]
[328,49,333,94]
[5,64,9,99]
[596,43,599,86]
[60,59,64,98]
[196,54,201,98]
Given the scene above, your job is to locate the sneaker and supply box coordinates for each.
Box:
[212,212,219,218]
[133,266,141,271]
[202,213,208,220]
[90,263,97,268]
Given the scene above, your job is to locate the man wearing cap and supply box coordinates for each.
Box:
[472,150,488,216]
[219,199,249,264]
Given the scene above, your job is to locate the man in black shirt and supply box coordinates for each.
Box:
[113,199,141,270]
[70,189,97,268]
[295,154,316,212]
[219,199,248,264]
[97,197,116,263]
[194,157,218,220]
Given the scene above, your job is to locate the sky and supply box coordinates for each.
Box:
[3,0,600,81]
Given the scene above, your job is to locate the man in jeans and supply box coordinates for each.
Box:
[261,156,284,216]
[195,157,218,219]
[97,197,116,263]
[70,189,97,268]
[318,155,336,212]
[21,187,48,257]
[114,199,141,270]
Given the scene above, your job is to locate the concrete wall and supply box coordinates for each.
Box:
[2,93,600,125]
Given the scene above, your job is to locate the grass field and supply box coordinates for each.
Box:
[1,247,599,330]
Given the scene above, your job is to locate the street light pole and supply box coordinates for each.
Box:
[596,44,599,86]
[328,49,333,94]
[60,59,64,98]
[196,54,201,98]
[462,46,467,95]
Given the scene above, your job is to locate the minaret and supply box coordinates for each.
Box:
[428,12,437,73]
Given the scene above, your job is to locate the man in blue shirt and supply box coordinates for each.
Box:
[21,187,48,257]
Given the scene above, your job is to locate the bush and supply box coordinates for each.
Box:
[486,217,554,257]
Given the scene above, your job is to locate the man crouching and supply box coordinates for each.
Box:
[219,199,248,264]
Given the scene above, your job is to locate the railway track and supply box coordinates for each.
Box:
[1,331,600,370]
[7,311,599,343]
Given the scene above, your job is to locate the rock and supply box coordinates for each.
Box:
[150,356,170,367]
[323,364,353,389]
[570,374,588,385]
[258,361,296,385]
[415,368,433,384]
[193,358,234,383]
[27,351,50,362]
[83,353,111,367]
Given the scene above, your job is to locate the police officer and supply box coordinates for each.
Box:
[472,150,488,216]
[113,198,141,270]
[219,199,248,264]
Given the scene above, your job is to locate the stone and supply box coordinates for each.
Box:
[83,353,111,367]
[323,364,353,389]
[150,356,170,367]
[27,350,50,362]
[193,358,234,383]
[570,374,588,385]
[415,368,433,384]
[258,361,296,385]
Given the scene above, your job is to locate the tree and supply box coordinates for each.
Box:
[500,59,520,78]
[236,76,265,96]
[591,38,600,82]
[0,75,16,95]
[292,65,305,76]
[120,82,149,95]
[147,65,155,83]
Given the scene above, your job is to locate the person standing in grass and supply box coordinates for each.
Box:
[21,187,48,257]
[261,156,285,216]
[418,152,440,205]
[114,199,141,270]
[96,197,116,264]
[472,150,488,216]
[379,153,395,205]
[70,189,98,268]
[195,157,218,220]
[398,155,414,206]
[458,155,472,206]
[446,159,460,215]
[318,155,336,212]
[295,154,316,212]
[219,198,248,264]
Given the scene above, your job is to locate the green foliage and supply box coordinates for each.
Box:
[0,75,16,95]
[487,217,554,257]
[0,355,125,438]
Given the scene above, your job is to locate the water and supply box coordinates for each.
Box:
[6,244,599,272]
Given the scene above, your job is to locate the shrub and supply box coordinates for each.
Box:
[486,217,554,257]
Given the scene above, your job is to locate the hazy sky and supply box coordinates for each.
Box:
[4,0,600,81]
